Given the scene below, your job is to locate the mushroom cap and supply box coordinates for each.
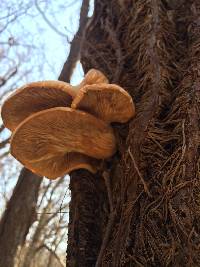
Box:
[71,84,135,123]
[78,69,109,88]
[22,152,99,179]
[1,81,76,131]
[10,107,116,164]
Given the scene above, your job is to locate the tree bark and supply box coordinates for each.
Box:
[67,0,200,266]
[67,170,107,267]
[0,169,42,267]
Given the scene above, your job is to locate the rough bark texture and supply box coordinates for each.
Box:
[67,170,107,267]
[67,0,200,266]
[0,168,42,267]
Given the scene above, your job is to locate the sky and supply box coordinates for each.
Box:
[0,0,87,83]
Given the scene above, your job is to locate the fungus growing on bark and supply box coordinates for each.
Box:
[77,69,109,88]
[71,83,135,123]
[1,81,76,131]
[10,107,116,178]
[21,152,99,179]
[1,70,109,131]
[1,69,134,179]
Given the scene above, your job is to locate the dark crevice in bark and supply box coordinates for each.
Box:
[107,1,182,264]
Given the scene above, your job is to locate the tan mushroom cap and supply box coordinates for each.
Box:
[10,107,116,165]
[71,84,135,123]
[1,70,108,132]
[1,81,77,131]
[22,152,99,179]
[78,69,109,88]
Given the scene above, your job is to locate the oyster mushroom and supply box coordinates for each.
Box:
[22,152,99,179]
[71,83,135,123]
[1,81,76,131]
[76,69,109,89]
[1,69,109,131]
[10,107,116,178]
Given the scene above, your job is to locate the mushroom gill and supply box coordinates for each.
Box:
[22,152,99,179]
[71,83,135,123]
[1,69,109,131]
[10,107,116,165]
[1,81,76,131]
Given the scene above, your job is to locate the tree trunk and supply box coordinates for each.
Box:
[67,170,107,266]
[0,169,42,267]
[67,0,200,266]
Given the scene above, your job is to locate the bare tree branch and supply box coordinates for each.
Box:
[34,0,69,38]
[58,0,90,82]
[0,67,17,88]
[0,125,5,133]
[36,244,65,267]
[0,137,10,149]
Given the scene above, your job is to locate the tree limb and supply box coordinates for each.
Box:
[58,0,90,82]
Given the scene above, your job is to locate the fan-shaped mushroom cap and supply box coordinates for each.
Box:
[11,107,116,166]
[1,81,78,131]
[71,84,135,123]
[22,152,99,179]
[79,69,109,87]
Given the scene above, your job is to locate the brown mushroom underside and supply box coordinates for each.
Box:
[1,70,109,131]
[71,83,135,123]
[11,107,116,164]
[1,81,77,131]
[22,152,99,179]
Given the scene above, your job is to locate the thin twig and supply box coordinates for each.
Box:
[35,0,69,38]
[103,171,113,212]
[36,244,65,267]
[128,147,152,197]
[95,171,115,267]
[36,211,68,215]
[59,187,69,220]
[95,211,115,267]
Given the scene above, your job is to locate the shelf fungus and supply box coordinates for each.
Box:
[1,69,136,179]
[71,83,135,123]
[20,152,99,180]
[10,107,116,179]
[1,69,108,131]
[1,81,76,131]
[76,69,109,89]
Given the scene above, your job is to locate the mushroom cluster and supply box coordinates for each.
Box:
[1,69,135,179]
